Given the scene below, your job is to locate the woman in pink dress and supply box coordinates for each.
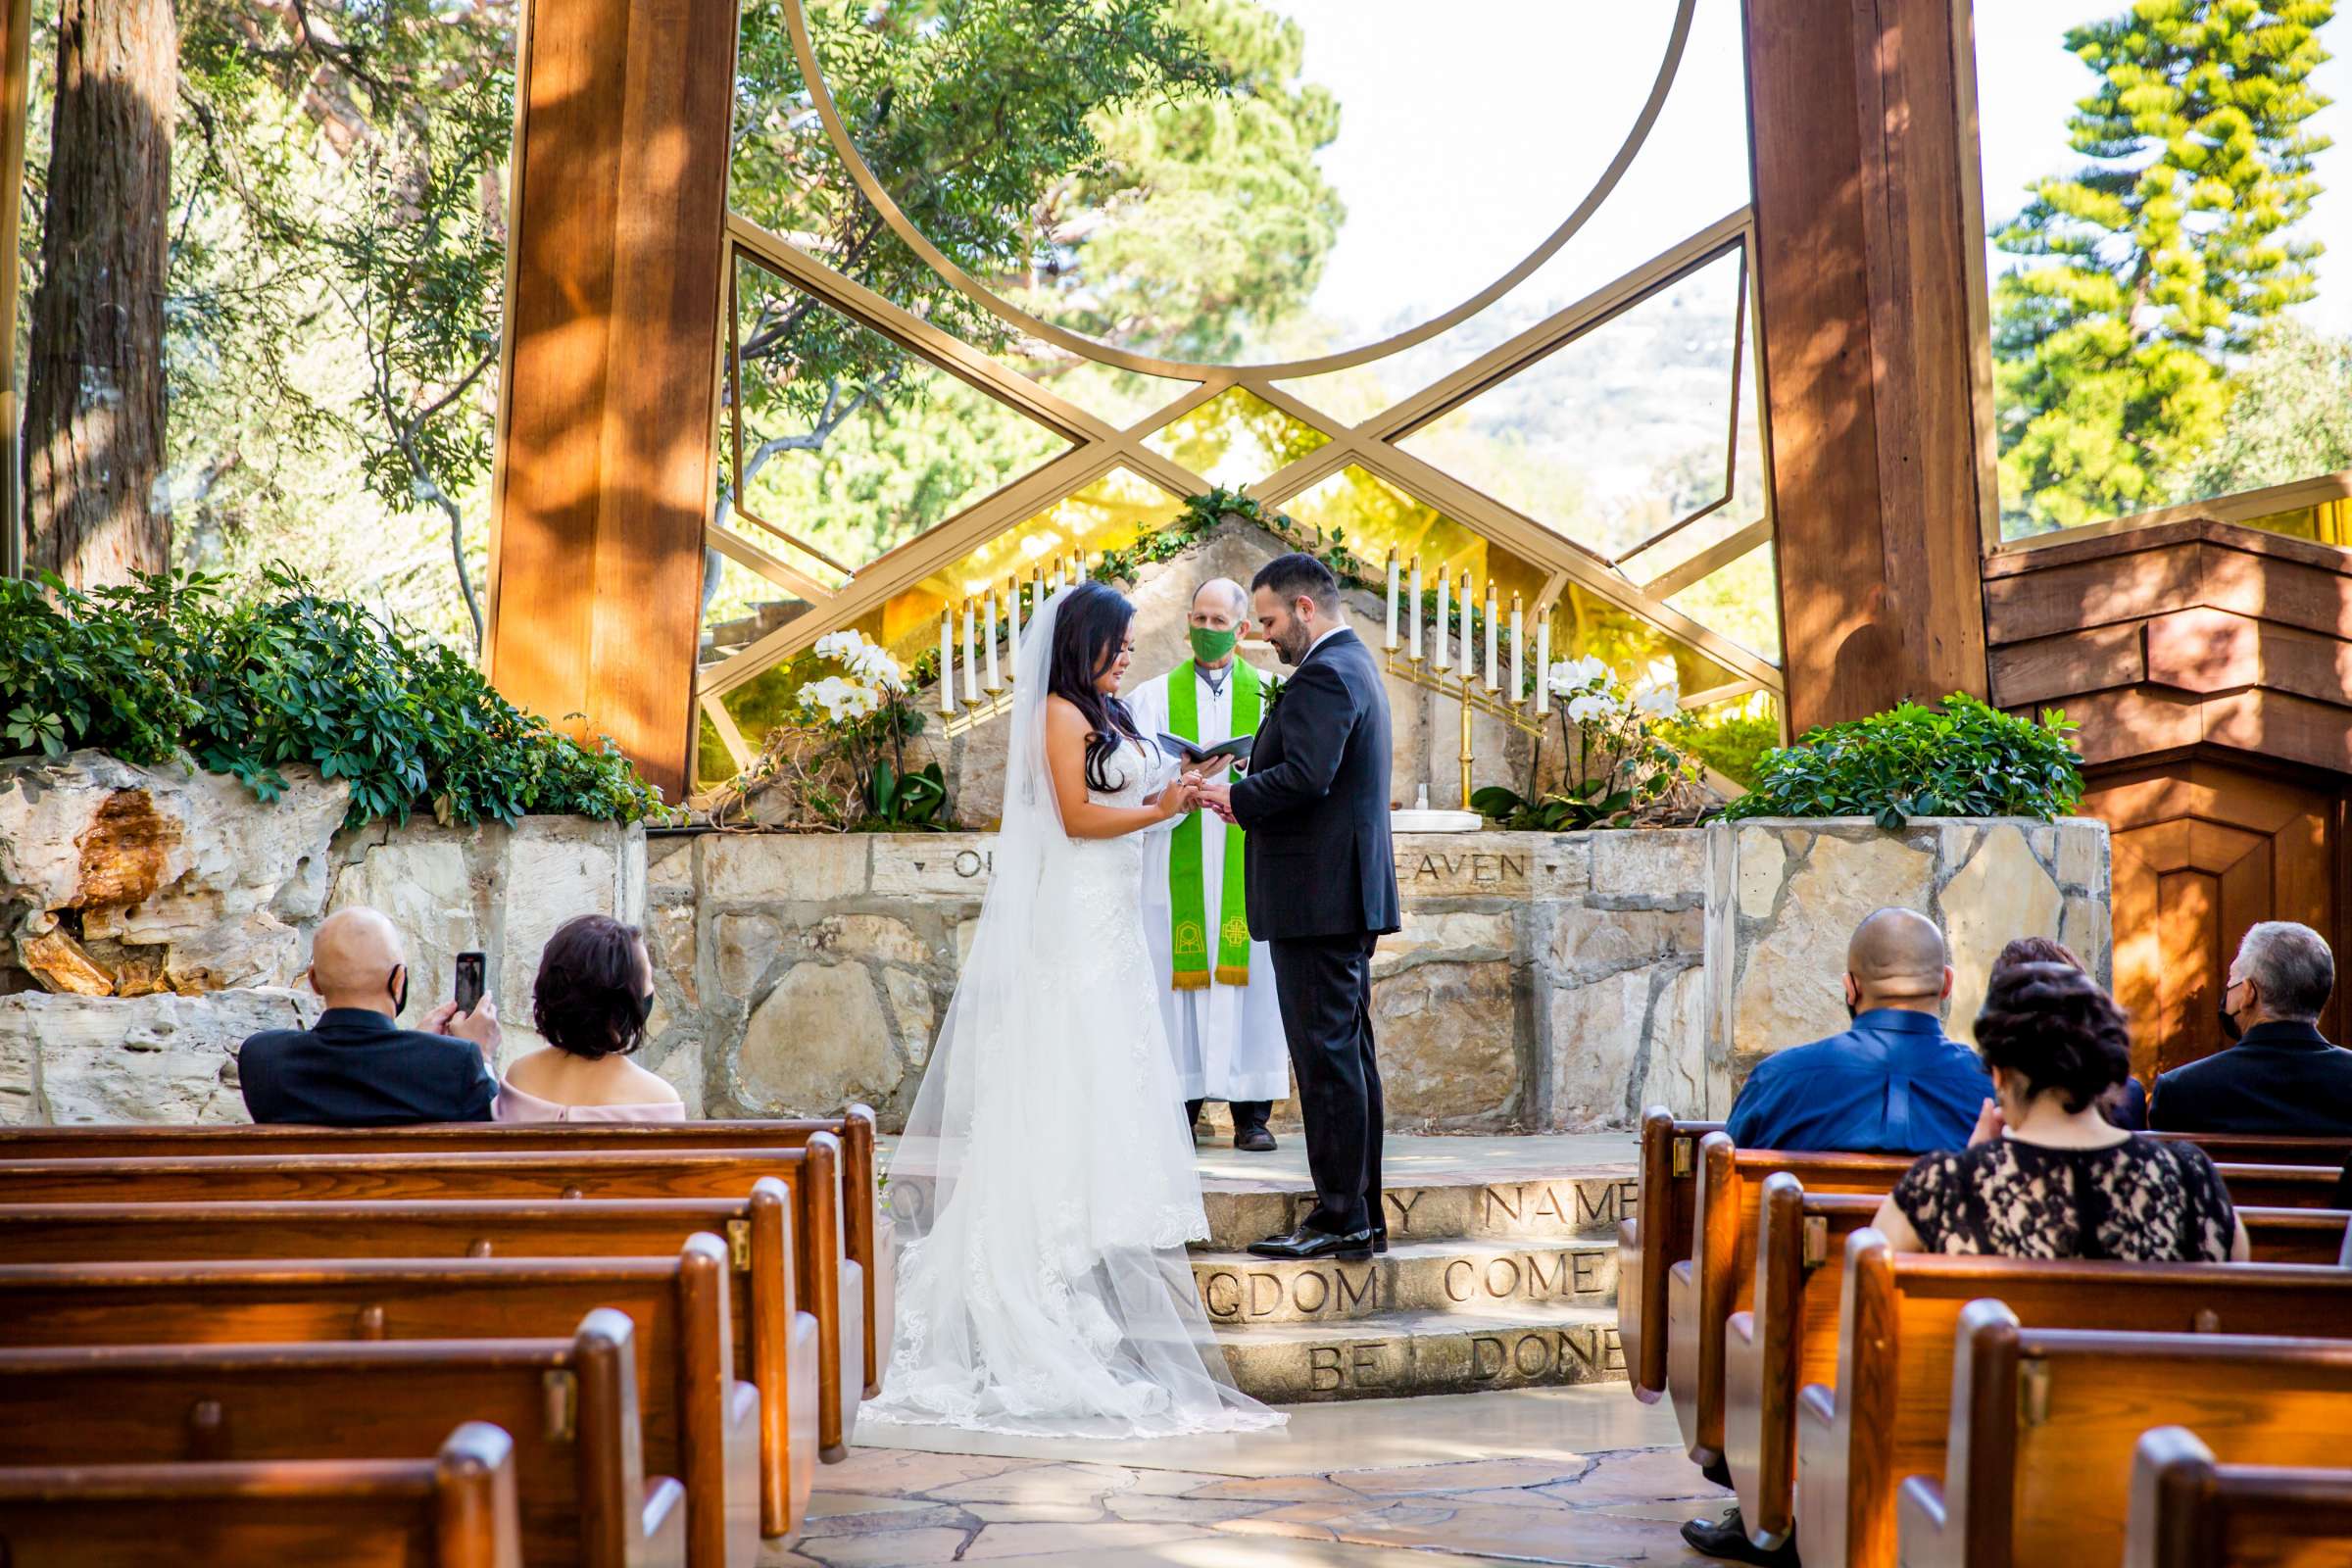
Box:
[494,912,687,1123]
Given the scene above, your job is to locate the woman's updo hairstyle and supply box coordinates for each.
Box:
[1973,959,2132,1113]
[532,912,651,1060]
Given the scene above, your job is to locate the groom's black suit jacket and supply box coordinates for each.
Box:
[1230,626,1401,942]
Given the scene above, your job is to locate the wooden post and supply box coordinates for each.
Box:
[0,0,30,579]
[1739,0,1992,730]
[486,0,737,802]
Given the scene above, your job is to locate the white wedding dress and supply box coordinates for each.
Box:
[860,589,1284,1439]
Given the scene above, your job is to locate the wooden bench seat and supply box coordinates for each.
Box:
[0,1420,523,1568]
[2128,1426,2352,1568]
[1795,1233,2352,1568]
[0,1240,759,1568]
[1719,1175,2350,1547]
[0,1143,863,1461]
[0,1186,820,1535]
[1896,1302,2352,1568]
[1617,1105,2352,1401]
[0,1309,685,1568]
[0,1109,892,1400]
[1661,1126,2344,1467]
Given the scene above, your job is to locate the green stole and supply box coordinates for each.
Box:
[1167,659,1259,990]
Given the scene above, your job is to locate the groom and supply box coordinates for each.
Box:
[1200,553,1400,1262]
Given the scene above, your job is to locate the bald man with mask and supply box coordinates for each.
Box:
[1722,906,1994,1154]
[238,907,501,1125]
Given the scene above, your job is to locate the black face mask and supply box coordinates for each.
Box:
[633,990,656,1027]
[2218,1004,2243,1044]
[388,965,410,1019]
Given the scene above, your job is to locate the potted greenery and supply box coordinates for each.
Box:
[1720,693,2082,828]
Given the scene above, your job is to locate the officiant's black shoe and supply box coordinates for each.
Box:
[1371,1228,1389,1255]
[1234,1126,1276,1152]
[1247,1223,1374,1262]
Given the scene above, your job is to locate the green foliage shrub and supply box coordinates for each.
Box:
[1719,694,2082,829]
[0,567,669,829]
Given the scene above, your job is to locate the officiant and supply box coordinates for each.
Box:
[1127,577,1291,1152]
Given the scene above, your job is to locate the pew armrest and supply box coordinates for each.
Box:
[837,1260,866,1449]
[723,1380,761,1567]
[1666,1260,1701,1455]
[642,1477,690,1568]
[1618,1216,1663,1402]
[786,1312,821,1527]
[1895,1476,1952,1568]
[1794,1385,1841,1568]
[866,1215,896,1398]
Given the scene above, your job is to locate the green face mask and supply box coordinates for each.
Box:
[1189,625,1240,662]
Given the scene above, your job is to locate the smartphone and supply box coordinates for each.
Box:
[454,951,486,1014]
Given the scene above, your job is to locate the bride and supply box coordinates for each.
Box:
[861,579,1285,1438]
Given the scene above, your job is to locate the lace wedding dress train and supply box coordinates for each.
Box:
[860,593,1283,1440]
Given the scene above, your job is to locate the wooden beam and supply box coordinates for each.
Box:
[1739,0,1990,729]
[485,0,737,803]
[0,0,28,577]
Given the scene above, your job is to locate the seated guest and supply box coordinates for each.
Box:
[1690,907,1991,1566]
[240,907,499,1125]
[495,913,685,1123]
[1991,935,2146,1128]
[1874,962,2250,1262]
[1723,906,1992,1153]
[2151,920,2352,1136]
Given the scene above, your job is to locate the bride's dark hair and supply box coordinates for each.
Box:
[1049,580,1143,792]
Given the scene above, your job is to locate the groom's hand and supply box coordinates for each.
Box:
[1197,782,1236,822]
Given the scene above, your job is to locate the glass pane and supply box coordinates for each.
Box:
[731,253,1072,578]
[1396,247,1743,561]
[1664,542,1780,664]
[1670,689,1782,788]
[699,550,814,657]
[788,0,1684,368]
[1278,465,1549,608]
[1616,297,1767,583]
[1144,387,1330,487]
[1544,580,1741,699]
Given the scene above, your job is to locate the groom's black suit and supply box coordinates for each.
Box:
[1230,625,1399,1235]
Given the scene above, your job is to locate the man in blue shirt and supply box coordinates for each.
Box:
[1724,906,1992,1153]
[239,906,500,1125]
[1688,906,1990,1567]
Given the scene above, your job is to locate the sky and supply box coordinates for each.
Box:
[1258,0,2352,348]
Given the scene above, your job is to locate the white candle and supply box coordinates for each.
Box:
[940,610,956,714]
[984,594,1002,691]
[1006,575,1021,664]
[1536,614,1551,715]
[1510,595,1524,704]
[1435,567,1450,670]
[1409,556,1423,662]
[1385,552,1399,650]
[1076,552,1089,582]
[1485,580,1499,690]
[961,601,978,703]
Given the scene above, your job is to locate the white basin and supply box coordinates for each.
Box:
[1390,808,1484,833]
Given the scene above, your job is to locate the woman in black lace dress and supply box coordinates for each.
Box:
[1871,961,2250,1262]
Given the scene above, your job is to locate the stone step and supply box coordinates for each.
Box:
[1214,1302,1628,1403]
[1200,1169,1638,1251]
[1194,1238,1618,1327]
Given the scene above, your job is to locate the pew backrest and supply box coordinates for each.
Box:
[0,1240,757,1568]
[0,1309,683,1568]
[1896,1302,2352,1568]
[0,1421,524,1568]
[2129,1426,2352,1568]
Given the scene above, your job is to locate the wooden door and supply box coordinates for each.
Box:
[2082,760,2346,1087]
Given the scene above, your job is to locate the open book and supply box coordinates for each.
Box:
[1156,732,1254,769]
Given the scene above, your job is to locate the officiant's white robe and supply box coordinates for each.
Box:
[1126,661,1291,1103]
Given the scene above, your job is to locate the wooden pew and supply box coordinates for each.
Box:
[0,1240,759,1568]
[0,1420,523,1568]
[1662,1129,2343,1465]
[1794,1233,2352,1568]
[0,1143,863,1462]
[2127,1426,2352,1568]
[1896,1303,2352,1568]
[0,1309,686,1568]
[0,1108,893,1400]
[0,1187,820,1536]
[1615,1103,2352,1402]
[1721,1180,2349,1548]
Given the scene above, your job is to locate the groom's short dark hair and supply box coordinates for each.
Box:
[1252,552,1341,612]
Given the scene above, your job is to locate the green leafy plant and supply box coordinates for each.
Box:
[1719,693,2082,829]
[776,630,955,833]
[0,566,670,828]
[1471,656,1694,831]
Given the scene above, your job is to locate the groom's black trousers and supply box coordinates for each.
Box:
[1267,932,1384,1235]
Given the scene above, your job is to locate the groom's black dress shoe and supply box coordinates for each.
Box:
[1248,1223,1375,1262]
[1234,1126,1276,1152]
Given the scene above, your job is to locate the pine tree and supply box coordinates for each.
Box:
[1992,0,2333,533]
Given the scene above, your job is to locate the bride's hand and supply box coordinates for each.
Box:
[1156,776,1201,819]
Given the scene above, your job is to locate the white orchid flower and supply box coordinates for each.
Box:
[1633,682,1681,720]
[1565,692,1619,726]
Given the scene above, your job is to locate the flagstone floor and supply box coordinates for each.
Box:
[772,1386,1724,1567]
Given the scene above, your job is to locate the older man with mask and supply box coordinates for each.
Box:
[2153,920,2352,1136]
[239,906,501,1125]
[1126,576,1291,1151]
